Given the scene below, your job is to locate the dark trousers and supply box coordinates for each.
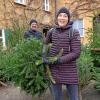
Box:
[50,84,79,100]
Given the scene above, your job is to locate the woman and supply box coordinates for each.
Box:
[43,7,81,100]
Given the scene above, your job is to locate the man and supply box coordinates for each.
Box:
[24,19,42,39]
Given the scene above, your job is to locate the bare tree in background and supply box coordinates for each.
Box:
[2,0,48,29]
[64,0,100,18]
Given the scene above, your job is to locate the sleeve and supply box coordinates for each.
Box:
[60,29,81,63]
[42,29,52,59]
[44,29,52,44]
[24,31,29,39]
[37,31,42,39]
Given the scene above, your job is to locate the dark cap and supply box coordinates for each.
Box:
[29,19,37,25]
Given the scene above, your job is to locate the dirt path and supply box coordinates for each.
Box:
[0,80,100,100]
[82,80,100,100]
[0,86,32,100]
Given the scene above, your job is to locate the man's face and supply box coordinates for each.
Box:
[57,13,68,27]
[31,22,38,30]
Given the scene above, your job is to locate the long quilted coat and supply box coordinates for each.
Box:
[45,22,81,84]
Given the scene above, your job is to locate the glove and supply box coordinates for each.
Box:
[42,51,61,65]
[53,58,61,64]
[42,56,61,65]
[42,57,52,65]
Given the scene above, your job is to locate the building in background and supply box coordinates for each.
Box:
[0,0,100,48]
[57,0,100,45]
[0,0,56,48]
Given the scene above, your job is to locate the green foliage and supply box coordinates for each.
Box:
[87,22,100,92]
[0,19,25,85]
[0,37,63,97]
[5,19,28,49]
[87,22,100,67]
[94,67,100,91]
[77,45,94,89]
[7,28,24,48]
[88,22,100,48]
[6,27,24,49]
[0,51,7,86]
[1,38,49,96]
[91,51,100,67]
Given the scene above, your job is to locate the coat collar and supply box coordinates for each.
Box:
[55,21,73,30]
[29,28,37,33]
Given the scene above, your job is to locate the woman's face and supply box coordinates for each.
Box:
[57,13,68,27]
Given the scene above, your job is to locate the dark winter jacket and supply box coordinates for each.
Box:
[45,22,81,84]
[24,29,42,39]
